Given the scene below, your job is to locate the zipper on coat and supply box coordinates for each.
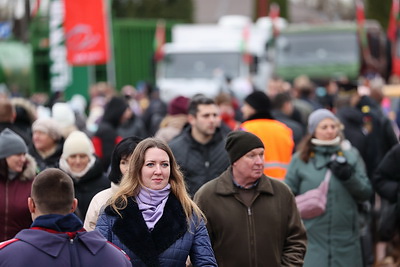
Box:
[247,206,257,266]
[3,179,9,241]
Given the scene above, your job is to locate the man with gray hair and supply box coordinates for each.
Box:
[194,130,307,266]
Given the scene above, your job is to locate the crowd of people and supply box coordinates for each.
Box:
[0,73,399,266]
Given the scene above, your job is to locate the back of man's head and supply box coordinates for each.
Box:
[31,168,75,215]
[0,98,15,122]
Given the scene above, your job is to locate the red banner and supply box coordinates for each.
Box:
[153,20,166,62]
[64,0,110,65]
[388,0,399,42]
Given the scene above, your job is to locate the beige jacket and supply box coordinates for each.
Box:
[83,182,119,231]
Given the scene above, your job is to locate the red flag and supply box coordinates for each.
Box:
[31,0,41,18]
[388,0,399,42]
[269,3,280,37]
[269,3,280,20]
[64,0,110,65]
[241,23,252,64]
[153,20,166,62]
[355,0,365,25]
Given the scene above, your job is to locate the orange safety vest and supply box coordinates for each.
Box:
[241,119,294,180]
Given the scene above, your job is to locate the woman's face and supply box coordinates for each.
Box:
[141,147,170,190]
[32,130,56,152]
[6,153,26,173]
[66,154,90,173]
[119,155,131,175]
[314,118,339,141]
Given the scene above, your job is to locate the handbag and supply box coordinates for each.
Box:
[295,169,331,219]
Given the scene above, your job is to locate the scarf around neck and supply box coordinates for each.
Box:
[311,136,341,146]
[135,184,171,231]
[59,155,96,179]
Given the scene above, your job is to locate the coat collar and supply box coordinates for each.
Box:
[215,167,275,196]
[16,227,106,257]
[105,193,187,267]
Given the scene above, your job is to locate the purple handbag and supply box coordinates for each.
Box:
[295,170,331,219]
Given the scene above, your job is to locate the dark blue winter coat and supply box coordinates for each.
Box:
[96,193,217,267]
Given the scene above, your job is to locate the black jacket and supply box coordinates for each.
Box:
[168,125,230,197]
[372,143,400,203]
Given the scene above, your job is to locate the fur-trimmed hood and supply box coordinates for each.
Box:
[19,154,37,181]
[10,97,38,125]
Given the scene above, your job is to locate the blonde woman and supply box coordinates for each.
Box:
[96,137,217,266]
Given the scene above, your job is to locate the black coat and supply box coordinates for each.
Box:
[372,143,400,203]
[168,126,230,197]
[71,157,110,219]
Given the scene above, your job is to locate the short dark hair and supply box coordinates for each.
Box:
[188,95,215,116]
[272,92,292,110]
[31,168,74,214]
[108,136,142,184]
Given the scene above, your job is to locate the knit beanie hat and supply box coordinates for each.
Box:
[32,117,62,141]
[62,131,94,159]
[0,128,27,158]
[168,96,190,115]
[225,131,264,164]
[307,109,338,134]
[244,90,271,113]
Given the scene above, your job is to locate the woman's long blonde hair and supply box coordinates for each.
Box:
[108,137,205,226]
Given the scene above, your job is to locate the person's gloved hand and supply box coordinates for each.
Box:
[329,157,353,181]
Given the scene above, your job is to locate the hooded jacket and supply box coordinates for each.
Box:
[0,154,37,241]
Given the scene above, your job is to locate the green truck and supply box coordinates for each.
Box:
[274,20,389,83]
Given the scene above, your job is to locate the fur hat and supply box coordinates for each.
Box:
[244,91,271,113]
[0,128,28,158]
[62,131,94,159]
[32,118,62,141]
[307,109,338,134]
[168,96,190,115]
[225,131,264,164]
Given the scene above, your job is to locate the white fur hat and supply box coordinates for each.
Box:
[32,117,63,141]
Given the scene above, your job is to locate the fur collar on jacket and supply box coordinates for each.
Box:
[19,154,37,181]
[0,154,37,182]
[105,193,187,267]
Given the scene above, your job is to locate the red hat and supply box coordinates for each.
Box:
[168,96,190,115]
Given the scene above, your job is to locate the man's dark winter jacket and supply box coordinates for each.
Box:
[168,125,230,197]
